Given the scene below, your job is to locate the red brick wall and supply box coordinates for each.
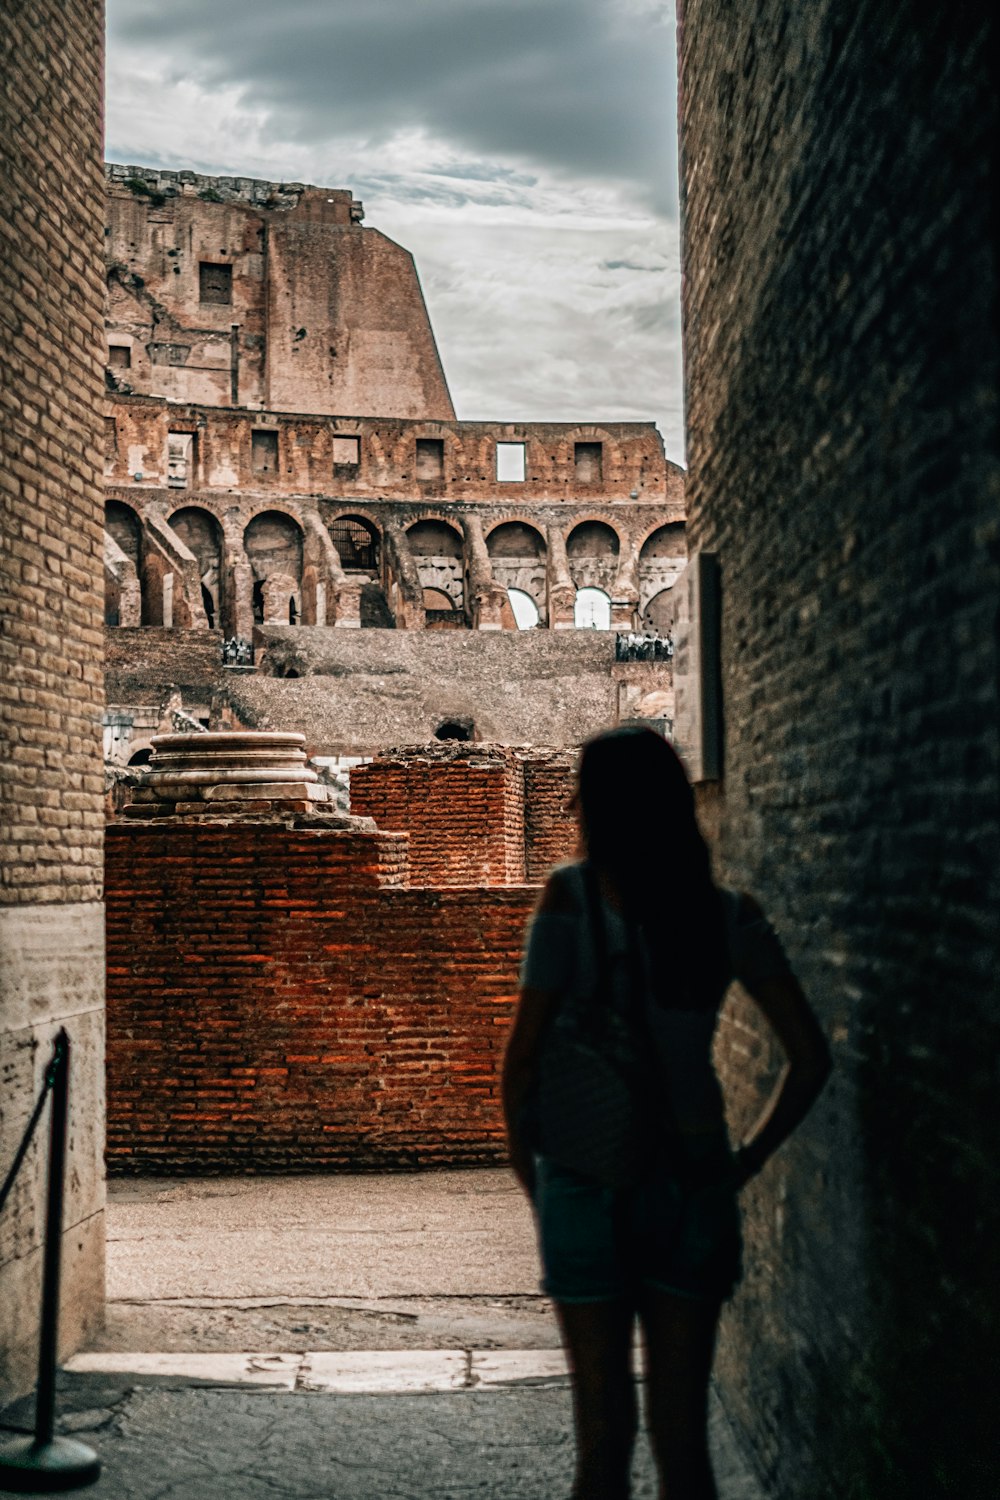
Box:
[350,751,526,886]
[104,819,534,1172]
[522,752,578,881]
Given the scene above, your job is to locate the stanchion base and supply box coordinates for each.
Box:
[0,1434,100,1492]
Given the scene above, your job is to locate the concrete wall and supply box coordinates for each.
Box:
[678,3,999,1495]
[0,0,107,1404]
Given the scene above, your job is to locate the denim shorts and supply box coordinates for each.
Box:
[533,1145,742,1305]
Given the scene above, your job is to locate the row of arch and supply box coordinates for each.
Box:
[105,501,683,633]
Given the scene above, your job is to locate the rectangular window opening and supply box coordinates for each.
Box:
[252,430,279,475]
[332,435,360,468]
[199,262,232,305]
[496,442,526,483]
[108,344,131,369]
[167,433,195,488]
[575,441,603,484]
[415,438,444,481]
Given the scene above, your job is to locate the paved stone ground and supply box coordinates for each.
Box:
[0,1172,767,1498]
[1,1371,761,1500]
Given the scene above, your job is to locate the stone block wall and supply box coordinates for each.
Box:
[0,0,107,1404]
[104,819,533,1171]
[678,3,998,1495]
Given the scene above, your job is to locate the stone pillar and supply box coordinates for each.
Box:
[611,546,641,629]
[462,514,506,630]
[545,525,577,629]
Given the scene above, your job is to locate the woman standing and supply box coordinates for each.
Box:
[502,726,831,1500]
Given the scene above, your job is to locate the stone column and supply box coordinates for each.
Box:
[545,525,577,629]
[462,514,506,630]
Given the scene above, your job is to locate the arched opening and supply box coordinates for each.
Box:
[105,500,143,626]
[328,515,380,575]
[127,747,153,767]
[574,586,612,629]
[435,718,474,742]
[639,523,686,624]
[423,586,462,630]
[641,587,676,635]
[289,597,297,625]
[505,588,540,630]
[487,522,547,626]
[244,511,304,626]
[407,519,464,618]
[566,521,620,593]
[170,506,223,631]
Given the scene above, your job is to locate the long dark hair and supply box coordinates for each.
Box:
[576,725,730,1010]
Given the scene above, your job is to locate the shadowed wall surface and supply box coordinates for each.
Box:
[0,0,107,1403]
[678,3,998,1495]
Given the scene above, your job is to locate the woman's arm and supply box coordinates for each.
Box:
[731,901,832,1187]
[502,984,557,1197]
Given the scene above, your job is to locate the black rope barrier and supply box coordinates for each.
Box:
[0,1029,101,1493]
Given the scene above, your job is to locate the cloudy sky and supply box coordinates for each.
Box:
[106,0,684,461]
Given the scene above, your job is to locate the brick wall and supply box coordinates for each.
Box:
[349,745,578,887]
[350,748,526,886]
[0,0,107,1403]
[679,4,998,1496]
[522,751,578,880]
[104,819,534,1171]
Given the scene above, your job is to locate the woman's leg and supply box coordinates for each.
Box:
[637,1289,722,1500]
[555,1298,637,1500]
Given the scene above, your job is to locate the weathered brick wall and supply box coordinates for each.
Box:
[350,747,526,886]
[679,4,999,1496]
[103,397,677,506]
[522,751,578,880]
[104,820,533,1171]
[0,0,107,1403]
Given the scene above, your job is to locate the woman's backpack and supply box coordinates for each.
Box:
[527,864,680,1188]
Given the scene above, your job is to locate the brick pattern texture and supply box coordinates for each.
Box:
[522,752,579,881]
[351,747,580,888]
[0,0,106,904]
[105,821,535,1171]
[679,4,999,1496]
[351,753,526,887]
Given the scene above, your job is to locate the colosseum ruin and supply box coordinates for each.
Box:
[103,164,684,767]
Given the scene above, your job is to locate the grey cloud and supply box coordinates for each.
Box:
[108,0,678,213]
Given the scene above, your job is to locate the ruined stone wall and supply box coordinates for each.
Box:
[105,167,453,420]
[105,396,676,506]
[102,404,682,636]
[0,0,107,1404]
[104,819,533,1172]
[678,3,999,1495]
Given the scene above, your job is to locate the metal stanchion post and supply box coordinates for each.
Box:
[0,1029,101,1492]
